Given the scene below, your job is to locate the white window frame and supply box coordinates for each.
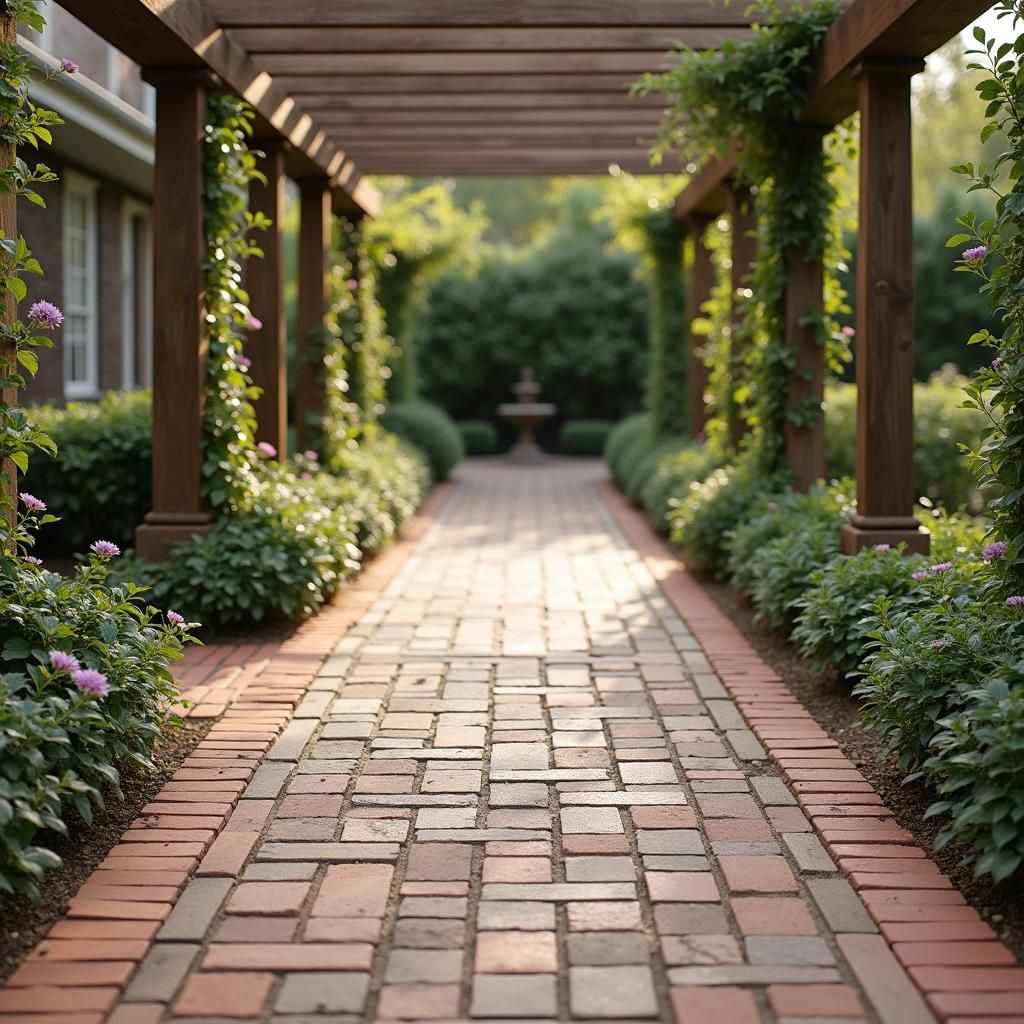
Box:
[62,170,100,399]
[120,198,153,389]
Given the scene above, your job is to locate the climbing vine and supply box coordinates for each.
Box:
[639,0,848,472]
[954,2,1024,587]
[0,1,67,544]
[200,92,268,510]
[600,172,689,438]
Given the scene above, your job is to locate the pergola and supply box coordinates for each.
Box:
[49,0,993,558]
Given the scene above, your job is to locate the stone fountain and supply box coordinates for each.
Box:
[497,366,556,460]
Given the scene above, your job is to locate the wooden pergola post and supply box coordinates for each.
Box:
[246,140,287,456]
[294,178,332,453]
[727,182,757,448]
[841,58,929,554]
[135,70,213,561]
[686,214,714,439]
[783,128,828,491]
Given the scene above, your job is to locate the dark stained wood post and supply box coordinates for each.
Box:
[0,5,17,531]
[841,58,930,554]
[686,214,714,439]
[727,182,758,448]
[247,140,287,455]
[294,178,332,453]
[783,128,828,491]
[135,70,213,561]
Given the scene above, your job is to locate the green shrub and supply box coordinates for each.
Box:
[641,445,722,534]
[825,371,989,511]
[23,391,152,553]
[458,420,499,455]
[381,400,464,481]
[855,564,1024,770]
[0,548,188,898]
[559,419,614,456]
[621,434,691,506]
[604,413,651,488]
[923,666,1024,881]
[669,462,786,575]
[792,546,930,678]
[726,481,855,629]
[132,437,429,629]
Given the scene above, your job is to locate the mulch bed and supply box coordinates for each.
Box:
[697,575,1024,963]
[0,718,210,983]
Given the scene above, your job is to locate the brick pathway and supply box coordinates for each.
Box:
[3,460,1023,1024]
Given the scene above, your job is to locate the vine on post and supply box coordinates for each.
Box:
[638,0,849,473]
[953,1,1024,590]
[201,92,269,510]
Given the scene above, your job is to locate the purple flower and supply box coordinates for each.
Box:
[992,357,1006,370]
[235,354,252,370]
[72,668,109,698]
[301,471,313,480]
[962,245,987,262]
[59,58,79,74]
[346,278,359,291]
[167,610,185,626]
[28,300,63,329]
[874,544,891,552]
[841,325,855,337]
[303,450,319,461]
[929,561,954,575]
[911,570,929,581]
[244,315,262,331]
[257,441,277,458]
[19,492,45,512]
[49,650,80,673]
[1007,595,1024,608]
[983,541,1009,561]
[25,555,42,566]
[90,539,120,558]
[930,639,947,650]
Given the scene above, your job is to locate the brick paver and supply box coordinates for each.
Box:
[3,460,1023,1023]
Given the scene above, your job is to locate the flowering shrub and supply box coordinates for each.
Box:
[669,461,786,575]
[22,390,151,552]
[641,443,722,533]
[923,663,1024,881]
[0,1,189,898]
[130,436,429,627]
[855,559,1024,771]
[727,480,855,628]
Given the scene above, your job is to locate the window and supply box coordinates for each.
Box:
[62,171,99,398]
[120,199,153,389]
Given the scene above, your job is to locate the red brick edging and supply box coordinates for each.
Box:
[0,483,453,1024]
[598,480,1024,1024]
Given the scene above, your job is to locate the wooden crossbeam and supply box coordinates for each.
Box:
[333,125,657,142]
[297,92,663,110]
[230,26,747,53]
[206,0,801,28]
[312,109,664,125]
[275,74,639,95]
[256,51,679,75]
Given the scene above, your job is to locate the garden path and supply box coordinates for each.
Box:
[2,459,1023,1024]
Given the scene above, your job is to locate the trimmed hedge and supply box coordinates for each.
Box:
[23,391,152,553]
[559,419,614,456]
[381,400,464,481]
[458,420,499,455]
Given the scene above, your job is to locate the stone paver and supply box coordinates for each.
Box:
[5,461,1023,1024]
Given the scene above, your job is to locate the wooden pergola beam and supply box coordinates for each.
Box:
[205,0,813,28]
[231,26,748,53]
[275,73,640,95]
[55,0,379,216]
[297,93,663,110]
[312,109,664,126]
